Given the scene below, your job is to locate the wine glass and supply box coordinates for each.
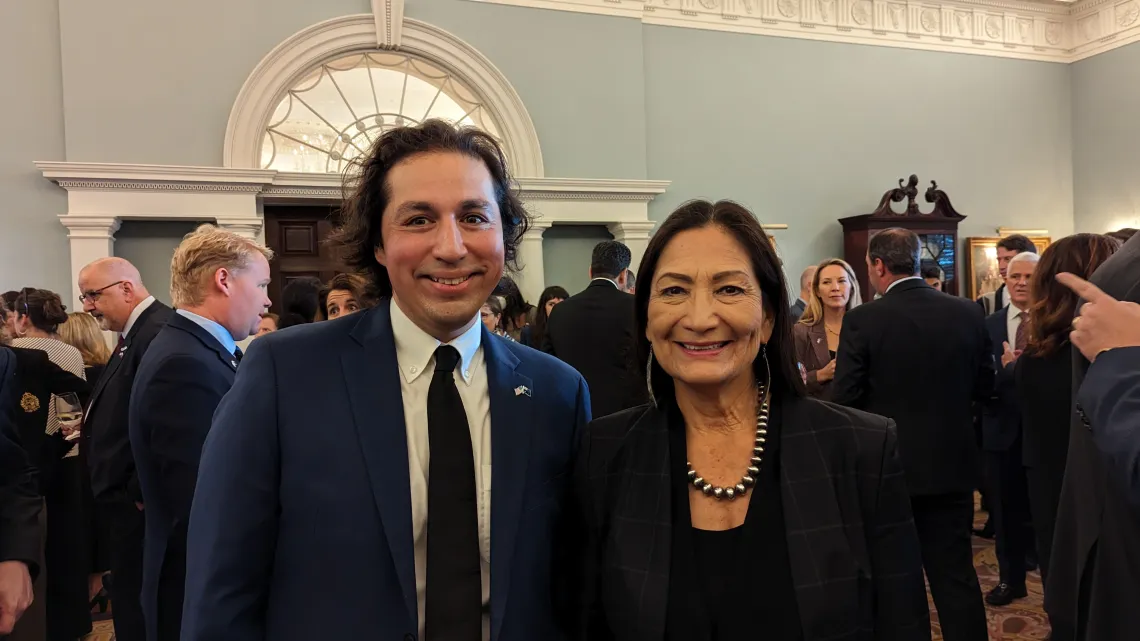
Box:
[55,392,83,441]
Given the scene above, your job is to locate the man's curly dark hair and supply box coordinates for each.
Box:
[332,119,531,297]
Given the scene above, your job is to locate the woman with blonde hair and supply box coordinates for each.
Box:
[792,258,862,399]
[58,312,112,374]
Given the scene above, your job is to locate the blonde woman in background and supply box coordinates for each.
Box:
[58,311,114,611]
[793,258,862,399]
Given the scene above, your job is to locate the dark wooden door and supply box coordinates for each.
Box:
[263,205,345,315]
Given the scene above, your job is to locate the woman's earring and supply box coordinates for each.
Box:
[761,343,772,392]
[646,350,657,408]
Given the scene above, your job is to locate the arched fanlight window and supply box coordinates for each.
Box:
[261,51,501,173]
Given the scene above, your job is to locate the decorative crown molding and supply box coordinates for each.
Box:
[465,0,1140,62]
[516,177,671,202]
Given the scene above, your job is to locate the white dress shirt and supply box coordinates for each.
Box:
[122,295,157,339]
[885,275,924,294]
[390,301,492,641]
[1007,301,1028,349]
[997,286,1010,310]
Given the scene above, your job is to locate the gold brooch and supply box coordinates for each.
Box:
[20,393,40,413]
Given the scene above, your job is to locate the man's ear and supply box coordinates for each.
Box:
[616,270,628,289]
[374,244,386,266]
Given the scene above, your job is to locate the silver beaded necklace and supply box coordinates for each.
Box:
[685,384,769,501]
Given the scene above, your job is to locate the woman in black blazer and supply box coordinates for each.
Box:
[572,201,929,641]
[1015,233,1120,589]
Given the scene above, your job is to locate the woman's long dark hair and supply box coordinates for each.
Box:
[494,276,532,332]
[635,200,805,404]
[530,285,569,348]
[1025,233,1120,358]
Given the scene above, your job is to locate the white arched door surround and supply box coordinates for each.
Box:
[40,5,667,306]
[224,14,544,178]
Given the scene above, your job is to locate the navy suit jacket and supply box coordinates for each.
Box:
[1078,346,1140,507]
[982,308,1021,452]
[182,300,591,641]
[130,313,238,641]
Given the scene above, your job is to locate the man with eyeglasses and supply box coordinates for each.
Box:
[78,257,172,641]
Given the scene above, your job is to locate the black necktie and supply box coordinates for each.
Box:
[424,345,481,641]
[233,346,243,364]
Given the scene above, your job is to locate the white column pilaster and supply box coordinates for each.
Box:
[215,215,266,244]
[513,221,552,303]
[607,221,657,276]
[59,215,121,310]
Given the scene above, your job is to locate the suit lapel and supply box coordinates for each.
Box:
[484,330,533,641]
[167,315,239,372]
[87,302,161,413]
[341,302,417,627]
[778,396,853,639]
[809,322,830,367]
[617,407,672,641]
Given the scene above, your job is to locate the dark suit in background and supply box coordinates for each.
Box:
[790,298,807,322]
[182,303,589,641]
[832,278,993,641]
[0,347,42,639]
[1048,233,1140,641]
[84,300,173,641]
[574,398,930,641]
[129,314,238,641]
[542,279,648,419]
[1015,344,1072,585]
[1078,347,1140,504]
[0,346,41,577]
[982,309,1033,594]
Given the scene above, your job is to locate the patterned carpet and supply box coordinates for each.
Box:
[928,505,1051,640]
[83,505,1049,641]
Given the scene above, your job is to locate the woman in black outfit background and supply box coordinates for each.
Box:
[519,285,568,348]
[1015,234,1120,591]
[572,200,930,641]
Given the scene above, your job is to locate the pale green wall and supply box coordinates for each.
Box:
[1072,42,1140,233]
[114,221,207,306]
[0,0,70,297]
[56,0,369,165]
[0,0,1109,302]
[643,25,1074,289]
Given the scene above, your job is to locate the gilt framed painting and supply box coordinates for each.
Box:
[965,236,1051,300]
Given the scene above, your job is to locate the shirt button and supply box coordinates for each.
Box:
[410,366,418,374]
[463,370,470,378]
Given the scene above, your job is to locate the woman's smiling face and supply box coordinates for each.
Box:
[646,224,772,390]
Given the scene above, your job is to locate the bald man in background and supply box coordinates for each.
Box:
[790,265,817,321]
[78,258,173,641]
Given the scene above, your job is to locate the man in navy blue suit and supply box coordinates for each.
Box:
[130,225,272,641]
[182,120,591,641]
[981,251,1038,607]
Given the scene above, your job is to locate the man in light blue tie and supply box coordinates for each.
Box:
[128,225,272,641]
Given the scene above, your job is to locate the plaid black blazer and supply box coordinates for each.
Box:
[571,395,931,641]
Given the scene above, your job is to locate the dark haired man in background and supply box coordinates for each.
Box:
[832,228,995,641]
[542,240,648,419]
[977,234,1037,315]
[182,120,590,641]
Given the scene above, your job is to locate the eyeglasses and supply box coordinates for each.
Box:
[79,281,125,303]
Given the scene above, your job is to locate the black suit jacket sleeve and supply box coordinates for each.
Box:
[540,309,558,356]
[135,354,230,531]
[1080,347,1140,506]
[0,349,41,578]
[831,310,869,408]
[861,420,931,640]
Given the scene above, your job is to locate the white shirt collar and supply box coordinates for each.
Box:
[1007,300,1028,321]
[122,296,157,338]
[885,276,924,294]
[590,277,619,289]
[390,300,482,385]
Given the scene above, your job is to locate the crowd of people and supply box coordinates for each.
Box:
[1,118,1139,641]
